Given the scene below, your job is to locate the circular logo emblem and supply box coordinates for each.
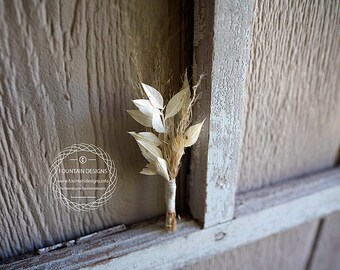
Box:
[79,156,87,164]
[49,143,117,211]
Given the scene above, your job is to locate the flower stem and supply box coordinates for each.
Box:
[165,179,176,232]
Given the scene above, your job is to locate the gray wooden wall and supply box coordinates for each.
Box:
[184,0,340,269]
[0,0,339,268]
[0,0,183,260]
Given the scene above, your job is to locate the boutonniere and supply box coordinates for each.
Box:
[127,73,204,232]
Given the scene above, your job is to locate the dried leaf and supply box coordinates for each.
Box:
[180,71,189,91]
[152,109,167,133]
[139,162,158,175]
[165,88,190,119]
[140,167,157,175]
[137,140,163,162]
[128,132,162,146]
[181,90,191,117]
[127,110,152,127]
[139,132,162,145]
[132,99,154,116]
[155,157,169,180]
[184,120,205,147]
[142,83,164,109]
[146,163,157,170]
[180,73,191,116]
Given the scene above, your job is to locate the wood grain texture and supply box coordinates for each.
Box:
[190,0,253,227]
[237,0,340,193]
[183,221,319,270]
[188,0,340,268]
[235,168,340,217]
[309,211,340,270]
[0,0,182,260]
[3,168,339,269]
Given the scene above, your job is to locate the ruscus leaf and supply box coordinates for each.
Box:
[132,99,154,116]
[127,110,152,127]
[184,119,205,147]
[155,157,169,180]
[141,83,164,109]
[137,140,163,163]
[165,88,189,119]
[128,132,162,146]
[152,109,167,133]
[140,167,157,175]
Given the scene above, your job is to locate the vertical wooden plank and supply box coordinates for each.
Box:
[308,211,340,270]
[190,0,253,227]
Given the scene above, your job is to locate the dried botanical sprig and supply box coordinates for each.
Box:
[127,73,204,232]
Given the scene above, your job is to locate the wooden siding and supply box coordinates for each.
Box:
[0,0,339,268]
[186,0,340,268]
[2,168,340,269]
[0,0,182,260]
[309,211,340,270]
[183,221,319,270]
[238,0,340,193]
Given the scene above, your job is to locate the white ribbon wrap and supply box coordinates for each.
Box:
[165,179,176,213]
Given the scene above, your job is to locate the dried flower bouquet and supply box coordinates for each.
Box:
[127,74,204,232]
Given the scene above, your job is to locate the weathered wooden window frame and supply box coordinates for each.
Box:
[3,0,340,269]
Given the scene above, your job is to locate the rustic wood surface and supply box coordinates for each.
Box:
[235,168,340,217]
[183,221,319,270]
[237,0,340,193]
[309,211,340,270]
[2,168,339,269]
[187,0,340,268]
[1,0,339,267]
[190,0,253,227]
[0,0,183,260]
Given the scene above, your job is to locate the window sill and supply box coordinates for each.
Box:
[2,168,340,270]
